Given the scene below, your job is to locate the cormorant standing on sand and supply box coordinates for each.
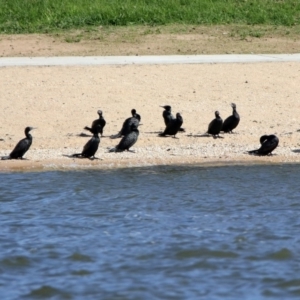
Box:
[161,105,173,126]
[161,105,185,132]
[222,103,240,133]
[110,109,141,139]
[207,111,223,138]
[84,110,106,136]
[1,126,35,160]
[72,125,101,159]
[159,112,183,138]
[248,135,279,156]
[109,123,140,152]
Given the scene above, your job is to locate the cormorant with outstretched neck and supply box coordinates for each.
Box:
[207,111,223,138]
[248,135,279,156]
[84,110,106,136]
[72,125,101,159]
[222,103,240,133]
[161,105,185,132]
[159,112,183,138]
[109,123,140,152]
[1,126,35,160]
[110,109,141,139]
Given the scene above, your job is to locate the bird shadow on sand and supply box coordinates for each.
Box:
[1,157,29,160]
[292,149,300,153]
[155,133,180,138]
[62,154,77,159]
[78,133,92,137]
[245,152,278,156]
[144,131,163,134]
[187,133,224,139]
[62,154,102,160]
[62,154,85,159]
[77,133,107,138]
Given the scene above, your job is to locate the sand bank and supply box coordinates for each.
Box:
[1,62,300,172]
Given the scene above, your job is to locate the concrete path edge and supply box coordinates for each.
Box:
[0,54,300,67]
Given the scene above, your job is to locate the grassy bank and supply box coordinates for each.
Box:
[0,0,299,34]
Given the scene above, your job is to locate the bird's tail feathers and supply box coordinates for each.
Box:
[84,126,92,132]
[110,133,122,139]
[248,149,258,155]
[1,156,11,160]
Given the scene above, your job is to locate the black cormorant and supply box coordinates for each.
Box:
[1,127,35,160]
[207,111,223,138]
[131,109,141,122]
[84,110,106,136]
[161,105,173,126]
[110,109,141,139]
[161,105,185,132]
[72,125,101,159]
[109,123,140,152]
[222,103,240,133]
[248,134,279,156]
[159,112,183,138]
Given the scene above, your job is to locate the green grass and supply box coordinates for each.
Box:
[0,0,299,34]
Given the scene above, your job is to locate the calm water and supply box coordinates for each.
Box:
[0,164,300,299]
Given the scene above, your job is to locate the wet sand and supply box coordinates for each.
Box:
[1,62,300,172]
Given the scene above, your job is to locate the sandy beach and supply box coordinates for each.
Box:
[1,61,300,171]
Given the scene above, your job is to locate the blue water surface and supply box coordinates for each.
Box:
[0,164,300,299]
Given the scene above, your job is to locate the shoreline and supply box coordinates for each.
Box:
[1,151,299,173]
[1,159,299,173]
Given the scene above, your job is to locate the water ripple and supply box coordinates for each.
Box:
[0,164,300,299]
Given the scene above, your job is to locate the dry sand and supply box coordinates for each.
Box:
[1,62,300,172]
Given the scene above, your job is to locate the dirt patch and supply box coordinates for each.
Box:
[0,25,299,57]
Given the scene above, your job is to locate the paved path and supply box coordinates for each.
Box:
[0,54,300,67]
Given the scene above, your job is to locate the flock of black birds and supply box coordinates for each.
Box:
[1,103,279,161]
